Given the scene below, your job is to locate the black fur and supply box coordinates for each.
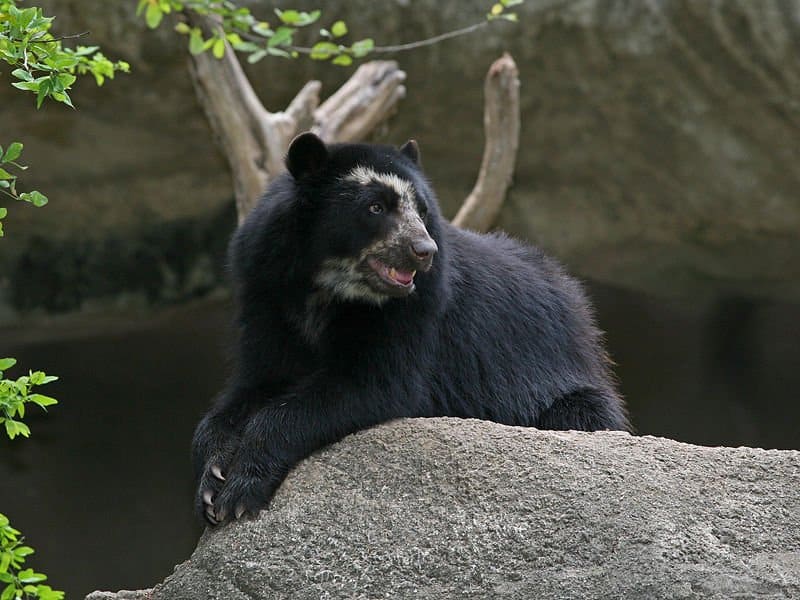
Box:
[193,134,628,525]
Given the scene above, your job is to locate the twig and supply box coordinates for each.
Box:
[288,21,490,55]
[37,31,91,43]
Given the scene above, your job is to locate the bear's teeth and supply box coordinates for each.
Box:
[389,267,397,280]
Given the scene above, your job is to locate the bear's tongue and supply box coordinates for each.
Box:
[387,267,415,285]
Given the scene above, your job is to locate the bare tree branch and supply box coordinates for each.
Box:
[187,14,306,221]
[452,53,520,232]
[312,61,406,143]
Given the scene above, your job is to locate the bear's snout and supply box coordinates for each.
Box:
[410,238,438,271]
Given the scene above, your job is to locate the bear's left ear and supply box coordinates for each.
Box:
[286,132,328,180]
[399,139,420,166]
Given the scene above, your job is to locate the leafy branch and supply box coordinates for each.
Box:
[0,358,61,599]
[0,514,63,600]
[0,358,58,441]
[0,0,130,108]
[0,143,48,238]
[138,0,524,66]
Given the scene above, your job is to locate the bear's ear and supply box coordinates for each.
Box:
[399,139,420,166]
[286,132,328,180]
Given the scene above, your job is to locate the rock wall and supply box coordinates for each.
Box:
[3,0,800,320]
[86,418,800,600]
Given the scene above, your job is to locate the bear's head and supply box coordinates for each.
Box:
[285,132,443,305]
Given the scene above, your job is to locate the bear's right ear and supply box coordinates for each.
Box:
[286,132,328,180]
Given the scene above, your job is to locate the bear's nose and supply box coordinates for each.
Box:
[410,238,438,269]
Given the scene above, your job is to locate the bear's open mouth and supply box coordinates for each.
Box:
[367,257,416,289]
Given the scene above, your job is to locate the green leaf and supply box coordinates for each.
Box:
[11,69,33,82]
[296,10,321,26]
[225,33,243,46]
[212,37,225,59]
[1,582,15,600]
[266,47,290,58]
[350,38,374,58]
[310,41,339,60]
[36,79,52,109]
[71,45,100,57]
[252,21,271,37]
[189,28,205,55]
[5,419,31,439]
[57,73,77,89]
[12,546,34,559]
[331,20,348,38]
[174,22,191,34]
[145,3,164,29]
[268,26,293,48]
[0,169,14,181]
[332,54,353,66]
[11,81,40,92]
[0,358,16,371]
[1,143,22,164]
[19,191,48,207]
[17,568,46,583]
[275,9,299,25]
[29,394,58,408]
[37,586,65,600]
[246,50,267,63]
[0,208,7,219]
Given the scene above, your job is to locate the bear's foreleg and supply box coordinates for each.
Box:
[193,385,276,524]
[203,378,405,525]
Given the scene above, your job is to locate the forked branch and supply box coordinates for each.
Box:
[187,12,517,229]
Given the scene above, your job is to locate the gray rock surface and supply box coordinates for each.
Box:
[87,418,800,600]
[4,0,800,319]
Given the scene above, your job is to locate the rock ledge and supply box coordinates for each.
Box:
[87,418,800,599]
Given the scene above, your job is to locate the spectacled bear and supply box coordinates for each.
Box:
[193,132,629,525]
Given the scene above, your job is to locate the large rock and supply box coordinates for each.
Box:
[3,0,800,320]
[87,418,800,600]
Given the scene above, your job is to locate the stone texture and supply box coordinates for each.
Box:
[4,0,800,319]
[87,418,800,600]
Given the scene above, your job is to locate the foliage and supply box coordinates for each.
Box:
[0,514,63,600]
[0,0,130,108]
[0,142,47,237]
[0,356,61,600]
[138,0,524,66]
[0,358,58,441]
[1,0,128,234]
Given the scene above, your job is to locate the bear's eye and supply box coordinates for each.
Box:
[368,203,384,215]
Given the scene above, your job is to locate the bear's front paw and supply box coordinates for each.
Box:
[198,454,286,525]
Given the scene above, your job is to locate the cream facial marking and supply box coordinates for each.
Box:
[314,257,389,306]
[344,165,428,243]
[345,165,416,208]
